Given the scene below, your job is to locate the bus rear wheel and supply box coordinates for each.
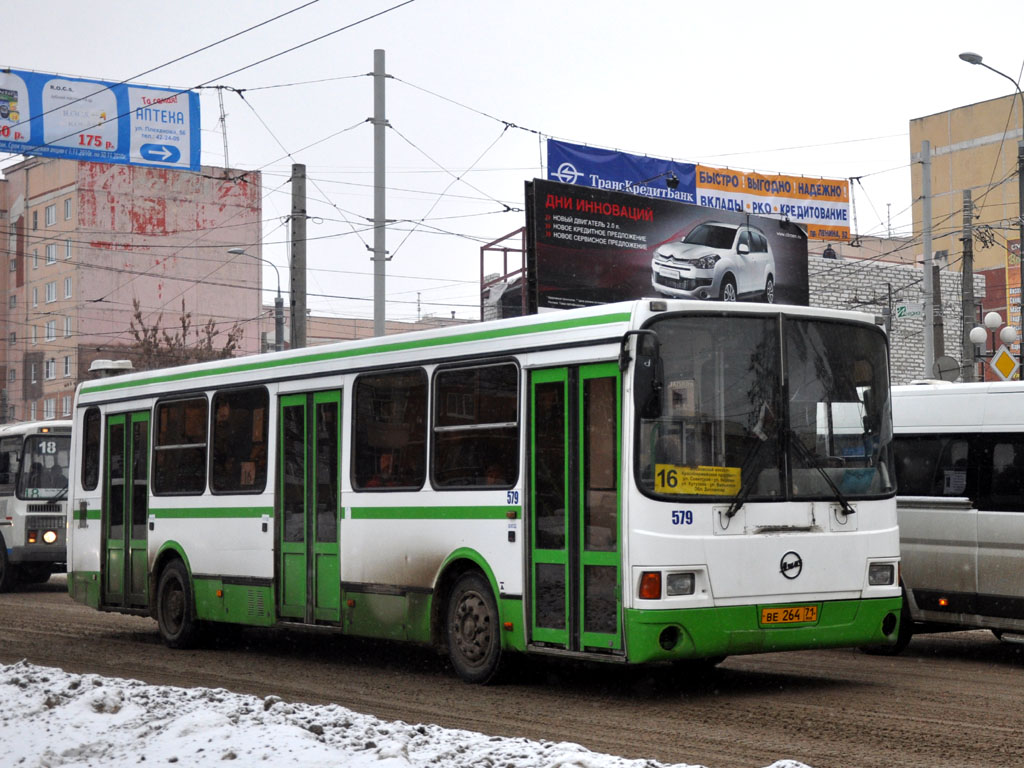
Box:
[156,559,202,649]
[0,540,16,593]
[446,571,503,684]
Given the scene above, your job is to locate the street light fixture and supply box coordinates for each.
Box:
[970,310,1018,379]
[228,247,285,352]
[960,51,1024,371]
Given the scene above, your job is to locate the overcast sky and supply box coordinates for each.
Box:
[3,0,1021,323]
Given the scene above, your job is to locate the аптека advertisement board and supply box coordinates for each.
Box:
[0,68,200,172]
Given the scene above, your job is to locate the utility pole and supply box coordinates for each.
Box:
[961,189,976,382]
[290,163,307,349]
[372,49,388,337]
[921,140,935,378]
[217,87,230,171]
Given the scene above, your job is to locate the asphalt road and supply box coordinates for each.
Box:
[2,577,1022,768]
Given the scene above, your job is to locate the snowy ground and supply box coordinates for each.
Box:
[0,661,812,768]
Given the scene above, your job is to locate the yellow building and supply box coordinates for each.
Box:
[910,92,1023,273]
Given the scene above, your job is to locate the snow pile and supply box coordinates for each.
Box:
[0,661,812,768]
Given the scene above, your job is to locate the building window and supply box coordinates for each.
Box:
[63,355,72,377]
[32,287,38,307]
[8,368,14,382]
[45,204,56,226]
[7,295,15,309]
[45,281,56,303]
[6,406,14,421]
[32,210,37,230]
[29,402,36,420]
[64,316,72,337]
[8,332,15,345]
[30,363,37,383]
[32,250,38,269]
[64,199,72,221]
[31,325,37,345]
[64,277,72,299]
[45,244,56,264]
[65,239,72,260]
[43,399,55,420]
[45,320,56,341]
[44,359,55,380]
[61,395,71,417]
[8,258,15,272]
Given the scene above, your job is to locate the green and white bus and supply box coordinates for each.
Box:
[0,419,72,591]
[66,299,902,682]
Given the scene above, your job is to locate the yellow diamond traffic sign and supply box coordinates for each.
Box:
[991,344,1019,381]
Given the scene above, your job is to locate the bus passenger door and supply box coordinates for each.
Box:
[278,391,342,623]
[102,411,150,609]
[529,364,622,654]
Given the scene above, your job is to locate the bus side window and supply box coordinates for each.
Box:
[0,437,21,492]
[82,407,102,491]
[353,369,427,491]
[210,388,269,494]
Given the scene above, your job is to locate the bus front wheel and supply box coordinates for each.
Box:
[446,571,503,684]
[156,559,202,649]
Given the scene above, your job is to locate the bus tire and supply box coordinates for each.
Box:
[18,564,52,584]
[0,537,16,593]
[446,571,503,684]
[156,559,202,649]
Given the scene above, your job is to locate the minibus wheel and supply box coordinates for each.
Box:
[446,571,503,684]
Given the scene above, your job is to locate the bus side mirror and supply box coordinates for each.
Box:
[620,330,663,419]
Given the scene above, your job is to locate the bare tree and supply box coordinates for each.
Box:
[122,298,244,371]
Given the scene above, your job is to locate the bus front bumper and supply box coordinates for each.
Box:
[624,596,903,663]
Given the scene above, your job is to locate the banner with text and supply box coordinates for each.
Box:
[0,68,200,172]
[528,178,809,310]
[547,139,849,241]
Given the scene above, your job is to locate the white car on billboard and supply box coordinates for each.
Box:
[651,221,775,302]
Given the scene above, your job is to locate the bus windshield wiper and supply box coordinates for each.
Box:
[46,487,68,503]
[789,432,856,516]
[724,434,769,520]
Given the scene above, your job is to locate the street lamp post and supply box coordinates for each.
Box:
[228,248,285,352]
[960,51,1024,369]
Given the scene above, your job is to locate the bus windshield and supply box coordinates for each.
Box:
[17,434,71,499]
[637,314,894,501]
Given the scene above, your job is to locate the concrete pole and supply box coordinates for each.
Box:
[921,140,935,379]
[961,189,976,382]
[290,163,307,349]
[373,49,387,337]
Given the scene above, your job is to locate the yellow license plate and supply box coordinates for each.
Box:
[760,604,818,625]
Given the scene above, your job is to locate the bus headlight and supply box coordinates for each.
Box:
[42,529,58,545]
[868,563,895,586]
[666,572,696,596]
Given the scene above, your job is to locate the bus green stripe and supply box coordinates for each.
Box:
[150,507,272,519]
[81,311,632,394]
[350,506,519,520]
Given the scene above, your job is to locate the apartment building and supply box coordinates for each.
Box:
[0,157,262,422]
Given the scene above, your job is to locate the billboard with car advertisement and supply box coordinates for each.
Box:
[526,178,808,310]
[0,68,200,172]
[548,139,849,241]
